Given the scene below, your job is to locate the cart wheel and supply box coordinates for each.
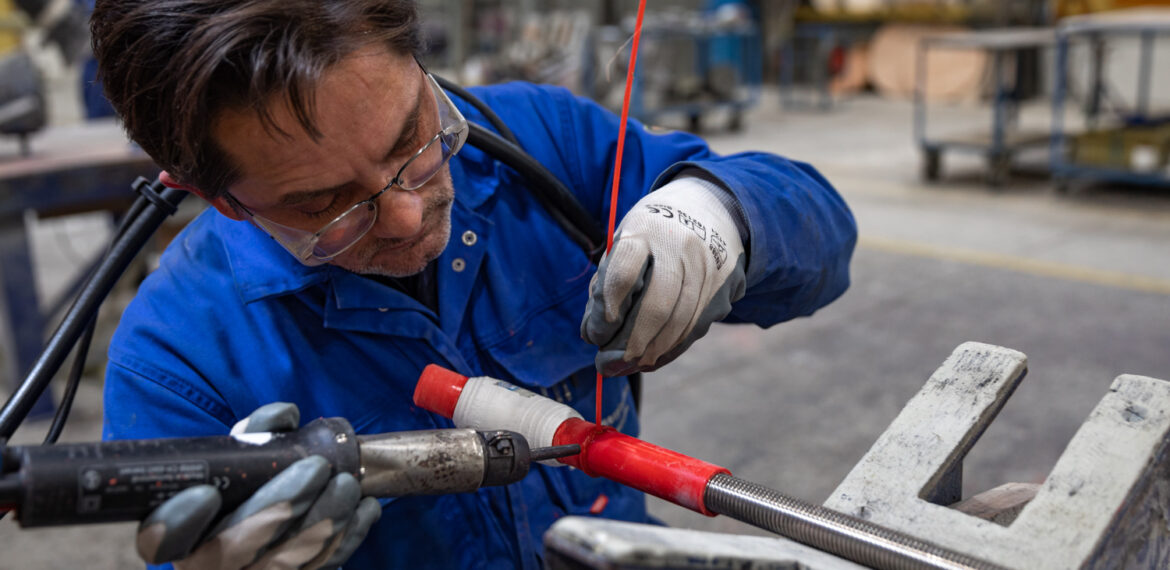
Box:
[922,149,941,181]
[688,113,702,134]
[728,110,743,132]
[985,153,1010,188]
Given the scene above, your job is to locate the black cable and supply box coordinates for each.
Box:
[466,123,605,263]
[433,75,520,146]
[0,477,18,509]
[0,180,186,439]
[41,317,95,445]
[433,75,603,260]
[41,191,153,443]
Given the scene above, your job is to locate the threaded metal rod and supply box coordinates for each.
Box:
[704,474,1008,570]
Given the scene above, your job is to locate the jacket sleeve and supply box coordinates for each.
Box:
[497,83,858,327]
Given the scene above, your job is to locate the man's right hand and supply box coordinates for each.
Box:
[135,403,382,569]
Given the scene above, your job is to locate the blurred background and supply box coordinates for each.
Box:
[1,0,1169,567]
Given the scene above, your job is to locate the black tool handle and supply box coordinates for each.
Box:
[1,417,358,527]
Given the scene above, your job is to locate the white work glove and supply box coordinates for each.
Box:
[135,403,382,570]
[581,174,748,377]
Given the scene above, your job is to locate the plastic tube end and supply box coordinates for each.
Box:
[413,364,468,419]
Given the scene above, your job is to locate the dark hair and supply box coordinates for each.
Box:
[91,0,423,197]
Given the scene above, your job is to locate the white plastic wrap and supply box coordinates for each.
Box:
[451,377,583,465]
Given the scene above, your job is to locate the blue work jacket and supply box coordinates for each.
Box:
[103,82,857,569]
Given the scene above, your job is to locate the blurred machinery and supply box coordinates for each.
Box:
[418,1,762,132]
[0,1,44,157]
[587,6,762,132]
[0,51,46,157]
[779,0,1050,110]
[1052,8,1170,191]
[0,0,94,156]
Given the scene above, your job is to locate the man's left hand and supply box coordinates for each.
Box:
[581,175,747,377]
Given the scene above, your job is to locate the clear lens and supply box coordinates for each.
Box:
[399,134,445,191]
[313,202,377,258]
[242,70,468,266]
[399,75,468,190]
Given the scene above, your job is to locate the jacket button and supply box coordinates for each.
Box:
[378,307,389,312]
[461,230,477,246]
[452,258,466,272]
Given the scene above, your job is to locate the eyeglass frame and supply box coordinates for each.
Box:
[225,67,469,266]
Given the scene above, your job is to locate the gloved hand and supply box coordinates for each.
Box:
[135,403,382,569]
[581,174,748,377]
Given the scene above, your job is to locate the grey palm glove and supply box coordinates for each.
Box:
[581,174,748,377]
[135,403,382,569]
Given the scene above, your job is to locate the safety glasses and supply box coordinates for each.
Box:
[228,69,468,265]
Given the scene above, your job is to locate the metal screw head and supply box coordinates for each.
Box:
[490,435,514,455]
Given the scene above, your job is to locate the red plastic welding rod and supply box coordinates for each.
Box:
[552,417,728,516]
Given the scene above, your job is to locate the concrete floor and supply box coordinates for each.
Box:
[2,91,1169,566]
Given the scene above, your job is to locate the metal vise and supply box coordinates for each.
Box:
[545,342,1170,569]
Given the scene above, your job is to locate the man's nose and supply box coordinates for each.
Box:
[368,187,425,239]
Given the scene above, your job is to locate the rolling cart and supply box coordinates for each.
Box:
[1051,9,1170,192]
[915,28,1055,186]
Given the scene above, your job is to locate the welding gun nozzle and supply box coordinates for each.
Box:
[529,443,581,462]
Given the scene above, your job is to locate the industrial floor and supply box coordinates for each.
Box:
[2,91,1169,567]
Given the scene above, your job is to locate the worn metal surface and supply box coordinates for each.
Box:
[545,517,868,570]
[826,343,1170,569]
[550,342,1170,569]
[357,429,485,496]
[705,474,1005,570]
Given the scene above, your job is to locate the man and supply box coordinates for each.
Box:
[92,1,857,568]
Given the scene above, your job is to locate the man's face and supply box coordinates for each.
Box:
[214,46,454,277]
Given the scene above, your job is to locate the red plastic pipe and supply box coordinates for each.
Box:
[552,417,728,515]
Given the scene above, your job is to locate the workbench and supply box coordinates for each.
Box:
[0,120,158,417]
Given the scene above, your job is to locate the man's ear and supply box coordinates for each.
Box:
[159,171,247,221]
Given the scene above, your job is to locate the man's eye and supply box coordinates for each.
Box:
[299,196,343,220]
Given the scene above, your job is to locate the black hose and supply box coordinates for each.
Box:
[0,476,19,510]
[0,181,186,439]
[434,75,520,146]
[433,76,603,257]
[40,184,159,444]
[41,317,95,445]
[466,123,605,263]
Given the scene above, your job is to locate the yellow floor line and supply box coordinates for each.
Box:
[859,235,1170,297]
